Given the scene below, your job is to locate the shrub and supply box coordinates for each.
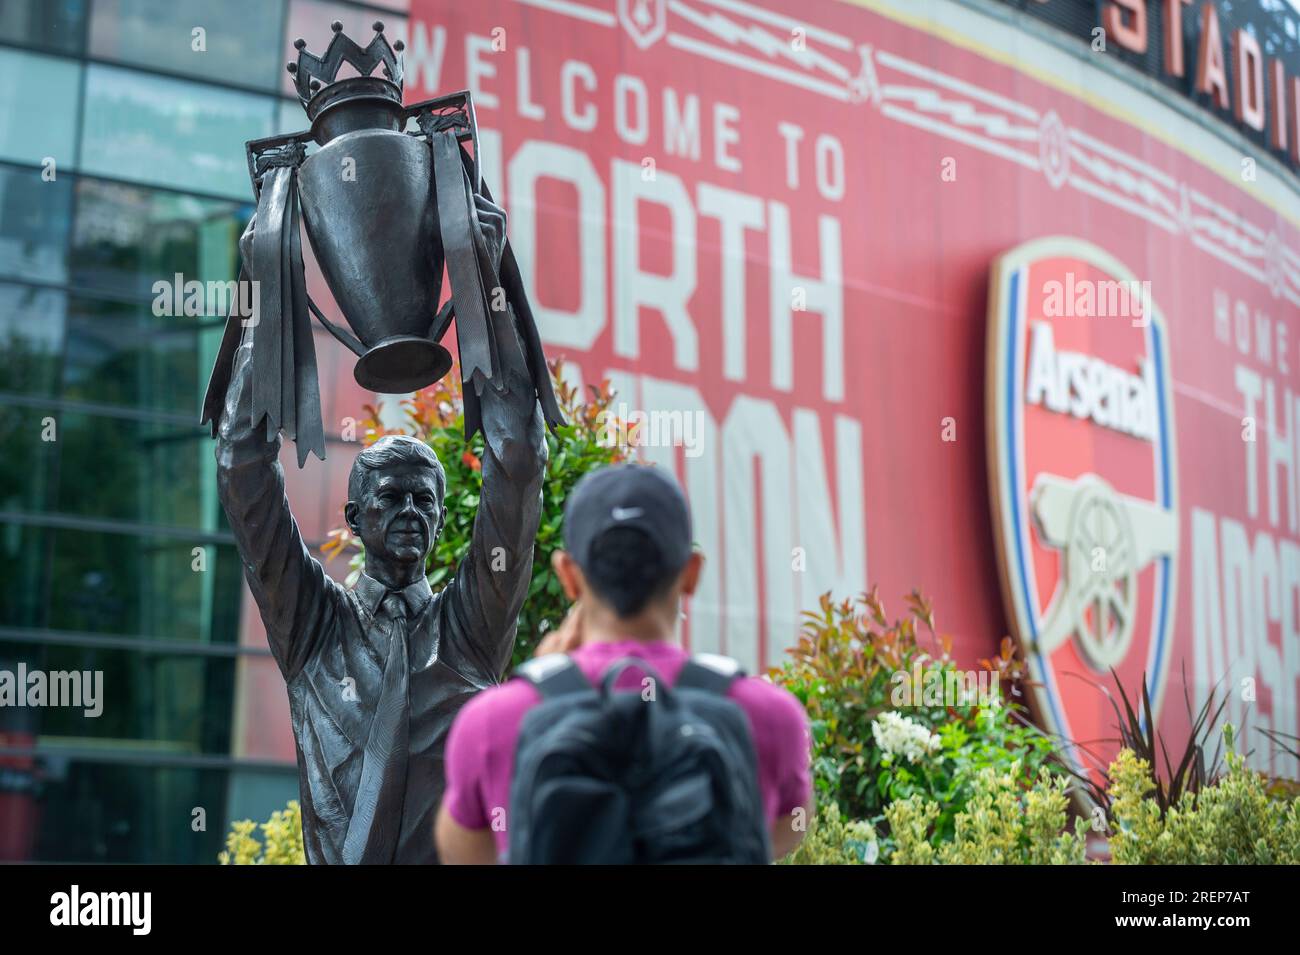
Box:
[1067,665,1229,819]
[323,360,626,668]
[876,698,1059,851]
[1107,732,1300,865]
[769,589,948,820]
[882,795,939,865]
[886,765,1090,865]
[770,589,1057,851]
[219,801,306,865]
[778,802,878,865]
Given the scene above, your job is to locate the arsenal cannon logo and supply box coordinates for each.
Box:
[986,237,1179,783]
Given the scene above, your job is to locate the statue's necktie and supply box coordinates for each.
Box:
[342,591,412,864]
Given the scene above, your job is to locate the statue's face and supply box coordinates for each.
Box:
[350,463,444,566]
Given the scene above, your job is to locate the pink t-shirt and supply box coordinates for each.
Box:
[442,639,813,859]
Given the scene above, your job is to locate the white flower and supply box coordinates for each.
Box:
[871,710,941,764]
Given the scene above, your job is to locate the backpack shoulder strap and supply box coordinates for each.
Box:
[514,653,593,700]
[676,653,745,696]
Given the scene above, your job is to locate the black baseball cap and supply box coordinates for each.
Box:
[563,464,693,574]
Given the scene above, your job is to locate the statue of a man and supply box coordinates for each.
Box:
[214,199,546,864]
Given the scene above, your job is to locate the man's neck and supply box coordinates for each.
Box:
[581,604,678,644]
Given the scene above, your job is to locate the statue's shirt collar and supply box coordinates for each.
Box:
[354,573,434,619]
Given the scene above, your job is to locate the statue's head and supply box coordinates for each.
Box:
[344,435,446,574]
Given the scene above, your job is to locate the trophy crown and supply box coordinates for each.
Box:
[286,20,405,113]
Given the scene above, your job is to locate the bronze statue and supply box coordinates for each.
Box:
[214,315,543,864]
[202,21,555,863]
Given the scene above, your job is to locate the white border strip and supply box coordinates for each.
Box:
[515,0,616,27]
[876,48,1039,121]
[699,0,854,50]
[1067,175,1179,234]
[667,33,852,100]
[882,103,1039,168]
[1068,126,1179,191]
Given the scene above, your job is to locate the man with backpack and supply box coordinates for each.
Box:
[435,463,812,864]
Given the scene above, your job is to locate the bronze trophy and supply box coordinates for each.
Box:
[201,19,563,462]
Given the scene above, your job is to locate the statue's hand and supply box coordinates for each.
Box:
[474,194,507,272]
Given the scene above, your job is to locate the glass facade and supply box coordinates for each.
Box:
[0,0,411,863]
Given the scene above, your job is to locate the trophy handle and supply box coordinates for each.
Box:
[307,297,367,357]
[245,129,313,200]
[405,90,480,194]
[429,299,455,343]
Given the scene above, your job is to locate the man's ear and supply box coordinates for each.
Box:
[551,549,584,601]
[344,501,360,535]
[678,552,705,597]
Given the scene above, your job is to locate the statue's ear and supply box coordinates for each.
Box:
[344,501,360,535]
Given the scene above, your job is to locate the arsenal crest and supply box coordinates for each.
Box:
[986,237,1179,782]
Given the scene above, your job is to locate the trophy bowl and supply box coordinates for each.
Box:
[295,84,452,395]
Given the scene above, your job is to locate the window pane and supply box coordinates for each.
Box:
[79,65,273,200]
[9,758,295,863]
[90,0,285,92]
[62,297,220,415]
[0,163,73,284]
[0,402,60,526]
[70,177,247,301]
[31,762,231,863]
[46,411,212,528]
[0,49,81,169]
[0,525,242,643]
[0,644,237,760]
[275,96,309,138]
[0,0,86,56]
[0,284,66,396]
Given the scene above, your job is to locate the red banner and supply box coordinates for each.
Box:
[236,0,1300,780]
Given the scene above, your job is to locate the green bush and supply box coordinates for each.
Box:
[777,802,878,865]
[1108,735,1300,865]
[885,765,1090,865]
[878,727,1300,865]
[323,360,625,668]
[219,801,306,865]
[770,589,1057,854]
